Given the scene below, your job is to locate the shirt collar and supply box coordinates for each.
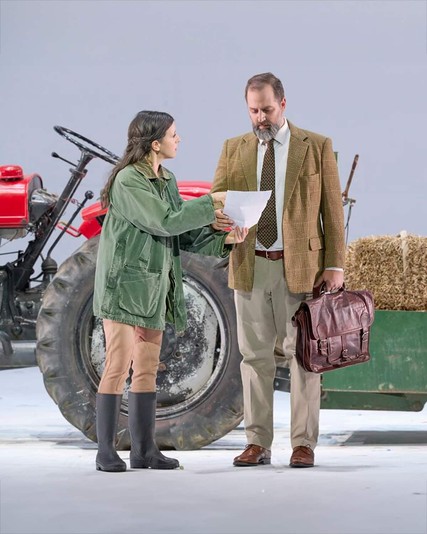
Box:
[275,118,289,145]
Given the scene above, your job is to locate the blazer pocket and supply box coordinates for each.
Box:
[301,173,320,189]
[118,267,160,318]
[309,236,324,251]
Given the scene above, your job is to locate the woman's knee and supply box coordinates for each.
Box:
[98,369,130,394]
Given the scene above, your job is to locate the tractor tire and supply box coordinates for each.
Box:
[36,236,243,450]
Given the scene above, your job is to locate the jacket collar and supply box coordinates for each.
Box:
[133,161,172,180]
[240,132,258,191]
[284,120,309,212]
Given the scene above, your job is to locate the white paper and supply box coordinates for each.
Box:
[223,190,272,228]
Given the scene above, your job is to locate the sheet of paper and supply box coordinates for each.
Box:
[223,190,272,228]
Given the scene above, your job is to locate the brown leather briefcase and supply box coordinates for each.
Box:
[292,286,374,373]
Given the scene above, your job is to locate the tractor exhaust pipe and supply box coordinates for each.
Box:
[0,333,37,369]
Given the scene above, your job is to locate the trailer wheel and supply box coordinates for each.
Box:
[36,237,243,450]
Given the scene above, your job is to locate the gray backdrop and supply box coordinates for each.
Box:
[1,0,426,264]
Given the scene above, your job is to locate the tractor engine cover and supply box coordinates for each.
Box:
[0,165,43,238]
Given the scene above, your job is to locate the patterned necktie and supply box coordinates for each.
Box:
[257,139,277,248]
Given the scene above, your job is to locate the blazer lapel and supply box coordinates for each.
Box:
[284,122,308,212]
[240,134,258,191]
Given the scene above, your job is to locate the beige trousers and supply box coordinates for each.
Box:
[234,255,321,450]
[98,319,163,395]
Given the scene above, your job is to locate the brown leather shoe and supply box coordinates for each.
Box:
[233,444,271,467]
[289,445,314,468]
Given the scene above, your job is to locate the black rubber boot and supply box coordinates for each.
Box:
[95,393,127,472]
[128,392,179,469]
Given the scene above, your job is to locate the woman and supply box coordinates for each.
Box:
[93,110,247,472]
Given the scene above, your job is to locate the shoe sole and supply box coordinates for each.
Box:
[96,463,127,472]
[289,462,314,468]
[130,458,180,470]
[233,458,271,467]
[130,463,179,469]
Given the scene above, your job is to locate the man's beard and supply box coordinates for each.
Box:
[253,121,281,142]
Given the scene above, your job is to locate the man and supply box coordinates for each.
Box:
[211,72,345,468]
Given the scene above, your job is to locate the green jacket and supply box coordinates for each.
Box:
[93,162,230,333]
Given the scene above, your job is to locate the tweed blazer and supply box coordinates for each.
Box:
[211,121,345,293]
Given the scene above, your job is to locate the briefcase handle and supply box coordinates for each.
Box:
[312,283,345,299]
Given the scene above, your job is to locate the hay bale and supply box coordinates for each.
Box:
[345,232,427,310]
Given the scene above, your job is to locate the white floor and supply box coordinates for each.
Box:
[1,367,426,534]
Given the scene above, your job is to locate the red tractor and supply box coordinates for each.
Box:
[0,127,244,450]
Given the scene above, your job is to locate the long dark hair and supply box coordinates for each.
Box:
[101,110,174,208]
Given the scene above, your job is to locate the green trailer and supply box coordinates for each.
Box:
[321,310,427,411]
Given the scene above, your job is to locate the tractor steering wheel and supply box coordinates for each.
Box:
[54,126,120,165]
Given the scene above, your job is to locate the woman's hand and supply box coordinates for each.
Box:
[225,226,249,244]
[212,209,234,231]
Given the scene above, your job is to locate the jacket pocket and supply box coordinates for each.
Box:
[137,233,151,266]
[309,236,324,251]
[106,241,125,289]
[118,266,161,318]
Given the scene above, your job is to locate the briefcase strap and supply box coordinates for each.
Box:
[361,328,369,354]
